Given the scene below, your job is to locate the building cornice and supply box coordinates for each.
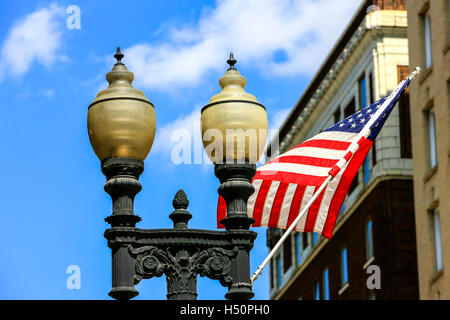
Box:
[274,10,407,155]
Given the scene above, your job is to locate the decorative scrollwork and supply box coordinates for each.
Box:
[129,245,237,297]
[194,247,237,287]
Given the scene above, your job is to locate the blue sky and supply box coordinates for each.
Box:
[0,0,361,299]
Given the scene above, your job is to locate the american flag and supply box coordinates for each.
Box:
[217,77,411,240]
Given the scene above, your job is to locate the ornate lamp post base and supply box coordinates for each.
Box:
[102,158,257,300]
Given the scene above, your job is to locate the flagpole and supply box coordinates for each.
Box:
[250,66,421,284]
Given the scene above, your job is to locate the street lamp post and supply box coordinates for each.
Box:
[87,48,268,300]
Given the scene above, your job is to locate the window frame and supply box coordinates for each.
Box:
[431,209,443,272]
[340,247,349,286]
[427,109,438,169]
[424,14,433,69]
[365,219,374,261]
[323,268,330,300]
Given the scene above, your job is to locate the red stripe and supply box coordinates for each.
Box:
[304,188,325,232]
[322,139,373,239]
[254,171,328,187]
[285,186,306,229]
[217,195,227,228]
[251,180,272,227]
[295,139,351,150]
[343,151,353,161]
[268,182,289,227]
[268,155,339,168]
[356,136,366,145]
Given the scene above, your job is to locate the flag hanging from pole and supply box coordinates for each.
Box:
[217,77,412,239]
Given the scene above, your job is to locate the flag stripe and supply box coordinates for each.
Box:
[260,181,281,226]
[294,139,351,150]
[252,180,272,227]
[304,187,325,232]
[277,183,298,229]
[254,170,329,186]
[247,179,263,219]
[314,161,347,233]
[295,186,315,230]
[269,182,289,227]
[280,146,347,160]
[259,162,333,177]
[268,156,339,168]
[285,185,306,229]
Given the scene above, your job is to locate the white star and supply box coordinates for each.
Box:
[357,113,362,118]
[360,118,366,123]
[369,113,375,118]
[351,123,356,128]
[348,118,353,123]
[339,123,345,127]
[366,108,372,113]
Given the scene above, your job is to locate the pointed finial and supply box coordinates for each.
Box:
[170,189,192,230]
[227,52,237,70]
[172,189,189,210]
[114,47,124,65]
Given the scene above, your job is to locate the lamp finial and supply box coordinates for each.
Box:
[114,47,124,65]
[227,52,237,70]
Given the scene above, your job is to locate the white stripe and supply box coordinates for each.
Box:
[277,183,298,228]
[247,179,263,219]
[295,186,315,231]
[259,162,331,177]
[260,181,280,226]
[314,161,349,234]
[279,146,347,160]
[307,131,358,142]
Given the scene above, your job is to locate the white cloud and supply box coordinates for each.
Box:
[151,106,292,164]
[39,88,55,98]
[151,107,211,166]
[270,108,291,130]
[0,3,65,82]
[124,0,361,91]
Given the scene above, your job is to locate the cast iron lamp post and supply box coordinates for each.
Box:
[87,48,268,300]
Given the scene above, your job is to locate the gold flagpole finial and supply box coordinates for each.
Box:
[409,66,422,79]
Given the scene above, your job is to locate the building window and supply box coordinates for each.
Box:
[366,220,374,260]
[323,268,330,300]
[283,233,292,272]
[359,74,367,108]
[344,99,358,192]
[427,110,438,168]
[296,233,302,265]
[276,256,282,288]
[359,74,371,184]
[340,247,349,286]
[334,107,342,124]
[302,233,309,250]
[432,210,443,272]
[369,72,377,167]
[424,14,433,68]
[314,279,320,300]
